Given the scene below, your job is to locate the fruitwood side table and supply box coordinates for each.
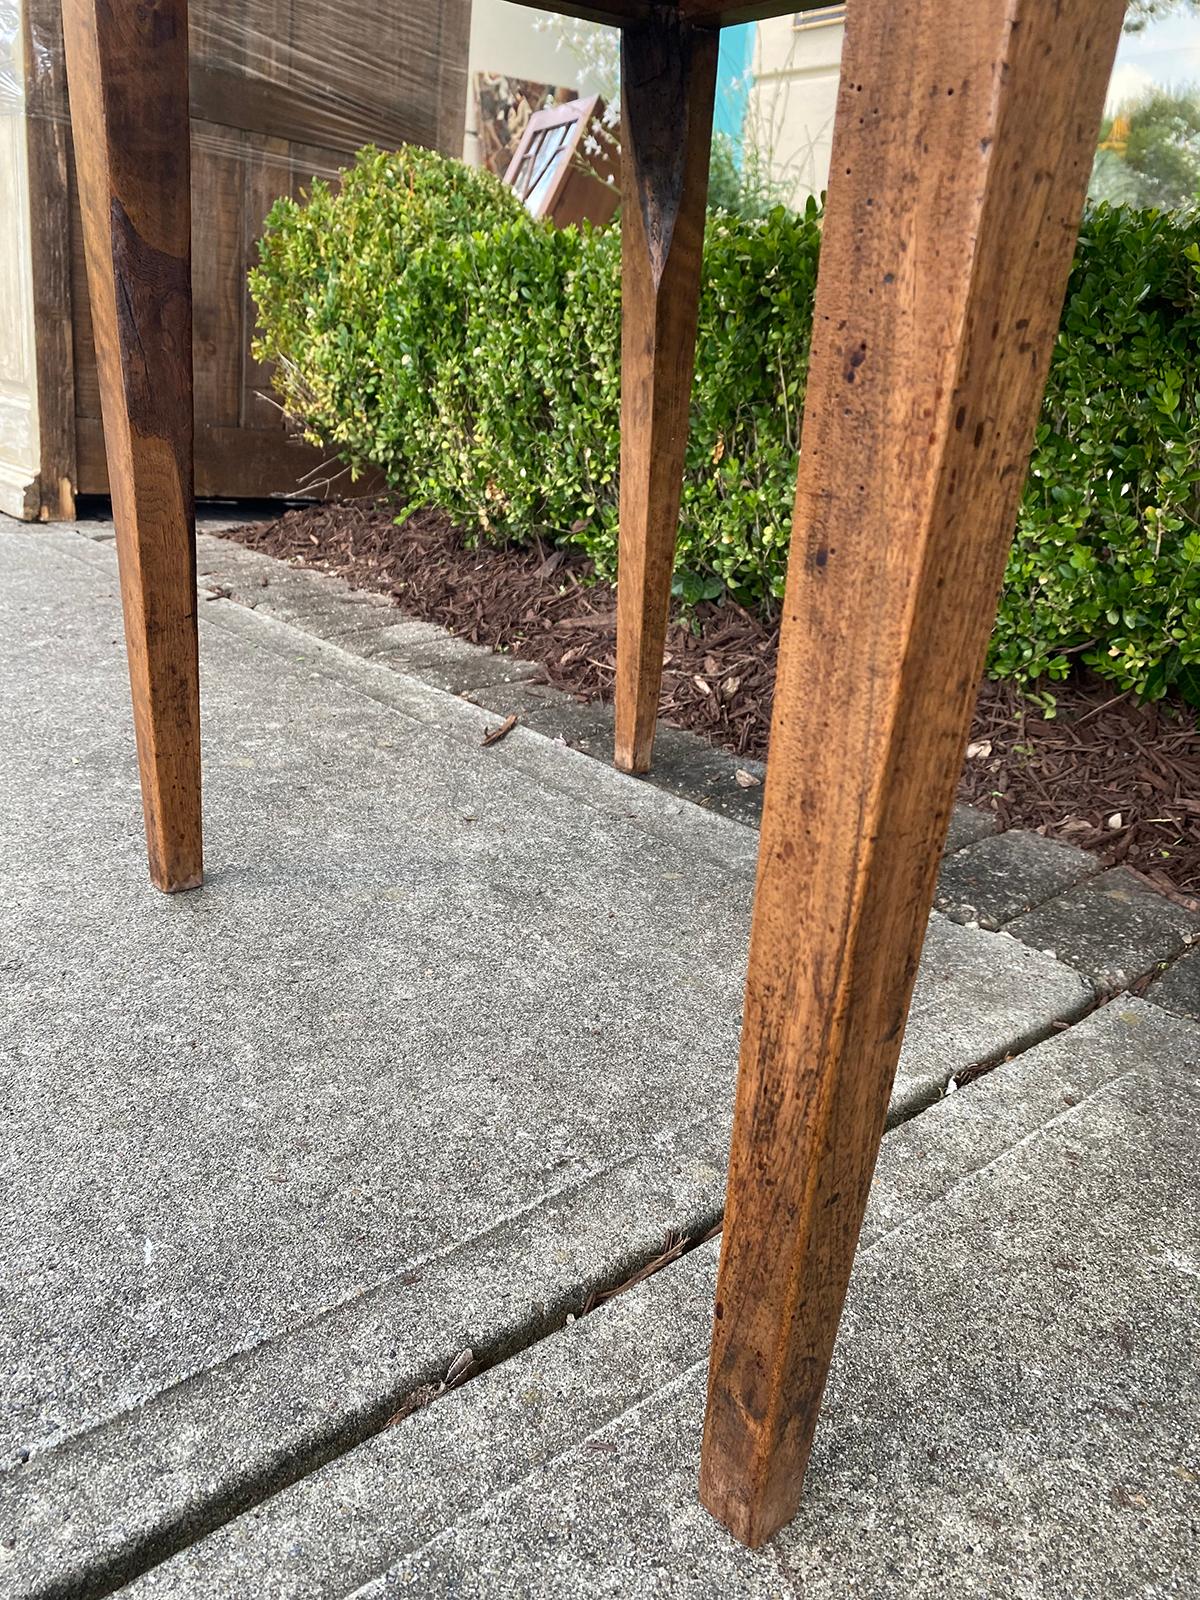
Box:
[60,0,1125,1548]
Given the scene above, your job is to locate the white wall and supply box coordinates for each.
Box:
[747,12,844,208]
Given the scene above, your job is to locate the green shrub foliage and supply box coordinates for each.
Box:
[252,146,1200,700]
[997,206,1200,701]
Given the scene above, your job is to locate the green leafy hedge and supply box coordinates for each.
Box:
[997,205,1200,700]
[252,145,1200,700]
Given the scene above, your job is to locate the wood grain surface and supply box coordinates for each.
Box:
[613,10,716,773]
[699,0,1125,1546]
[62,0,203,892]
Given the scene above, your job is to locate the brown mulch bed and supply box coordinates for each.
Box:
[223,497,1200,904]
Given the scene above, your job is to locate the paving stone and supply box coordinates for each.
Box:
[470,682,769,827]
[197,532,538,697]
[1007,865,1200,991]
[1145,943,1200,1021]
[194,532,397,639]
[0,524,1095,1598]
[936,828,1099,928]
[192,527,1001,849]
[114,1001,1200,1600]
[339,621,540,695]
[943,801,999,854]
[467,679,619,753]
[193,528,998,848]
[639,727,766,826]
[892,916,1092,1115]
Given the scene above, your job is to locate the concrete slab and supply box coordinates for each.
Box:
[196,524,998,848]
[943,801,999,854]
[1008,866,1200,991]
[1148,944,1200,1021]
[112,1001,1200,1600]
[193,534,537,698]
[893,915,1092,1109]
[469,681,770,827]
[0,522,1094,1596]
[936,828,1099,928]
[195,533,398,639]
[123,521,1007,850]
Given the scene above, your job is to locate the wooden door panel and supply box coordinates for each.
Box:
[241,134,295,433]
[71,0,470,500]
[191,121,246,432]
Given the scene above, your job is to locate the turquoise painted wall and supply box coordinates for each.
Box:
[714,22,754,149]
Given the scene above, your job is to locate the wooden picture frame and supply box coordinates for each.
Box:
[501,95,619,229]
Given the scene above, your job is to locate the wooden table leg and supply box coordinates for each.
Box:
[62,0,202,893]
[613,12,716,774]
[699,0,1124,1548]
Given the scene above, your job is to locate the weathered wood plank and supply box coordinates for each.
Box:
[434,0,473,157]
[505,0,822,27]
[67,0,470,504]
[187,65,440,158]
[75,418,340,501]
[23,1,77,520]
[699,0,1124,1546]
[613,11,716,774]
[503,0,653,26]
[241,135,295,432]
[679,0,837,25]
[190,122,245,431]
[62,0,202,893]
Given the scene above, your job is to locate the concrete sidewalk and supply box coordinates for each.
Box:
[1,518,1196,1599]
[118,1002,1200,1600]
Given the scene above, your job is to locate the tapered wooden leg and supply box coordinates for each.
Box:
[700,0,1124,1548]
[62,0,202,892]
[613,13,716,774]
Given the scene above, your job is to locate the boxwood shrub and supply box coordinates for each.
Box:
[251,145,1200,701]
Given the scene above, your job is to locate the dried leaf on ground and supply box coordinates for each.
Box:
[481,714,518,747]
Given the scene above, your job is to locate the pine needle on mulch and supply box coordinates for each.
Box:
[221,498,1200,903]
